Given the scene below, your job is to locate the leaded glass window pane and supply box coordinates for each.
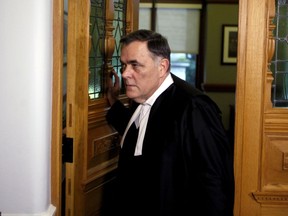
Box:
[89,0,126,99]
[271,0,288,107]
[89,0,105,99]
[113,0,126,94]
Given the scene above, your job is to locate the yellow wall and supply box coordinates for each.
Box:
[204,4,239,130]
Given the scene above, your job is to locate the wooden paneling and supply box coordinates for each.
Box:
[51,0,64,215]
[65,0,90,215]
[234,0,288,215]
[78,1,140,215]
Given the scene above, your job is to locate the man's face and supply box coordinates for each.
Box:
[120,41,166,104]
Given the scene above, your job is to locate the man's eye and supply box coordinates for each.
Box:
[131,63,139,68]
[120,65,126,73]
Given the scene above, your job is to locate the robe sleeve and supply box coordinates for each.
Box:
[187,96,234,216]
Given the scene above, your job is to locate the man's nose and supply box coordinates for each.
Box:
[121,65,132,77]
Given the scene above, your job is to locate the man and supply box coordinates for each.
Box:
[106,29,234,216]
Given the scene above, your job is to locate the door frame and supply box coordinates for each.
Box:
[51,0,64,214]
[51,0,64,216]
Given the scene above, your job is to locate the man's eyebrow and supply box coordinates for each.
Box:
[128,60,139,64]
[121,59,142,65]
[121,59,136,63]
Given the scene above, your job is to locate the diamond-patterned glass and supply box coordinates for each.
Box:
[113,0,126,94]
[89,0,105,99]
[271,0,288,107]
[89,0,127,99]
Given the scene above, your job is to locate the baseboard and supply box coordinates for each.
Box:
[1,204,56,216]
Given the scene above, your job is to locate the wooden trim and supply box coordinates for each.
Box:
[201,83,236,92]
[233,0,271,215]
[252,191,288,205]
[130,0,140,31]
[140,3,202,9]
[140,0,238,4]
[51,0,63,215]
[264,0,275,111]
[205,0,238,3]
[140,0,202,3]
[65,0,90,215]
[196,3,206,89]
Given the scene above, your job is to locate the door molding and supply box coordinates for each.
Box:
[51,0,64,214]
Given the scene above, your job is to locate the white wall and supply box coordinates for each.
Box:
[0,0,55,215]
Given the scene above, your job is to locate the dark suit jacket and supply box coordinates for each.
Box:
[106,73,234,216]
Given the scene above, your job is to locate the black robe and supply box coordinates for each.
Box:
[106,74,234,216]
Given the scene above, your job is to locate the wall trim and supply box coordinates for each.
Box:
[2,205,56,216]
[201,83,236,92]
[140,0,238,4]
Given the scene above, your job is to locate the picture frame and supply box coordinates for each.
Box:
[221,25,238,65]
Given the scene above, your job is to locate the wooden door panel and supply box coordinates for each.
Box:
[87,127,119,173]
[84,103,120,215]
[263,132,288,190]
[64,0,139,215]
[234,0,288,215]
[65,0,90,214]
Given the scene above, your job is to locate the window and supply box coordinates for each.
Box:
[89,0,127,99]
[171,53,197,86]
[139,3,202,86]
[270,0,288,107]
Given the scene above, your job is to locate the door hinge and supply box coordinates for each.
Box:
[62,135,73,163]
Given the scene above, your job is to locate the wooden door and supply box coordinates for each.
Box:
[65,0,139,215]
[52,0,139,216]
[64,0,90,215]
[234,0,288,215]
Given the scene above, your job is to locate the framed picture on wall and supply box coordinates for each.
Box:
[221,25,238,65]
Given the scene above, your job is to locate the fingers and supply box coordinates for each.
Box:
[107,69,115,87]
[108,69,119,87]
[113,70,120,88]
[106,69,120,106]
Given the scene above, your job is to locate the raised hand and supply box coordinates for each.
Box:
[106,69,120,106]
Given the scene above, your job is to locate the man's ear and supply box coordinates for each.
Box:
[159,58,170,76]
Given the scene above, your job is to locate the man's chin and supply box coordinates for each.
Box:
[125,89,135,97]
[126,92,136,99]
[126,93,140,102]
